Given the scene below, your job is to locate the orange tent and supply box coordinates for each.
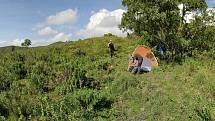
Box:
[131,45,158,67]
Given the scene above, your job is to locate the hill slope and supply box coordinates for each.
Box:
[0,36,214,120]
[0,46,23,53]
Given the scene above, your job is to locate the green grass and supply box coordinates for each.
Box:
[111,59,215,120]
[0,36,214,120]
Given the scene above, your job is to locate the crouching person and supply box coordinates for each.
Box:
[128,57,139,74]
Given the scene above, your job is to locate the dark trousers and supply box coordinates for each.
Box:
[109,50,114,57]
[128,66,149,74]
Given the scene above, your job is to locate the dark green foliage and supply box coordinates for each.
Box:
[72,67,96,89]
[10,62,27,80]
[21,39,31,47]
[0,46,23,53]
[0,67,14,91]
[104,33,116,37]
[73,49,86,56]
[30,61,52,92]
[0,103,9,118]
[93,97,113,112]
[120,0,214,62]
[195,107,213,121]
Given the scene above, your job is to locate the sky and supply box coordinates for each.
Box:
[0,0,214,47]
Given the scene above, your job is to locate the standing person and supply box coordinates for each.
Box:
[155,44,164,59]
[108,40,115,58]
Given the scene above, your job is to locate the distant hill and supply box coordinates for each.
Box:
[0,46,22,53]
[0,42,69,53]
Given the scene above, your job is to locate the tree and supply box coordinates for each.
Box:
[21,39,31,47]
[181,6,215,55]
[120,0,209,62]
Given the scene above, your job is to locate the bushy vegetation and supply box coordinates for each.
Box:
[0,35,214,120]
[120,0,215,62]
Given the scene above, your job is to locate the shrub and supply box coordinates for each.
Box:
[30,61,53,92]
[74,49,86,56]
[0,67,14,91]
[0,103,9,118]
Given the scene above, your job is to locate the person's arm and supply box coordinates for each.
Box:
[113,44,116,51]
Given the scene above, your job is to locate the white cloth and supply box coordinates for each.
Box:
[140,58,152,72]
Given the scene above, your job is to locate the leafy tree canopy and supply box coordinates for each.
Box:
[21,39,31,47]
[120,0,213,62]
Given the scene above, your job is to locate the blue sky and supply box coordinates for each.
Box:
[0,0,214,47]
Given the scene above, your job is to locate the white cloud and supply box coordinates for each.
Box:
[184,13,195,23]
[178,4,195,23]
[51,33,70,42]
[47,9,77,25]
[37,26,58,36]
[0,32,71,47]
[178,4,215,23]
[11,39,24,46]
[31,33,70,46]
[77,9,126,38]
[32,9,75,46]
[0,41,9,47]
[0,39,24,47]
[30,9,76,46]
[10,33,70,47]
[33,8,77,34]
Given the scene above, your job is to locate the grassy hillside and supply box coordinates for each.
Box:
[0,36,214,120]
[0,46,23,53]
